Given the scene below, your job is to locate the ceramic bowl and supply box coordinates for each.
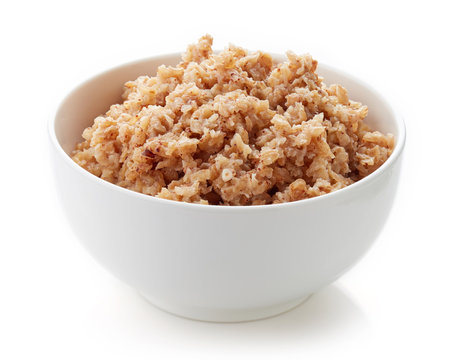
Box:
[49,53,405,322]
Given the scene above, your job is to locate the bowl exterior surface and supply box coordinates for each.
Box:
[50,54,405,321]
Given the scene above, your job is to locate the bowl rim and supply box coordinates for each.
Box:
[49,53,406,212]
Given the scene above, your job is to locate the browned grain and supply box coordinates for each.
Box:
[72,35,394,205]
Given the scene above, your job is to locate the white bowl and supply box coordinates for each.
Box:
[49,53,405,322]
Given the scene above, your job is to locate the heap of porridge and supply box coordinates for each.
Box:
[72,35,394,205]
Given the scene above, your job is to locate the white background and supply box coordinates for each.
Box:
[1,0,453,359]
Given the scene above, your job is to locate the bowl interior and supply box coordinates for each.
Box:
[54,54,401,156]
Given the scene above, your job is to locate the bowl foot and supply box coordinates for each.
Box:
[139,292,311,322]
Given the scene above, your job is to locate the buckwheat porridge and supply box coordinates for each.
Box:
[72,35,394,205]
